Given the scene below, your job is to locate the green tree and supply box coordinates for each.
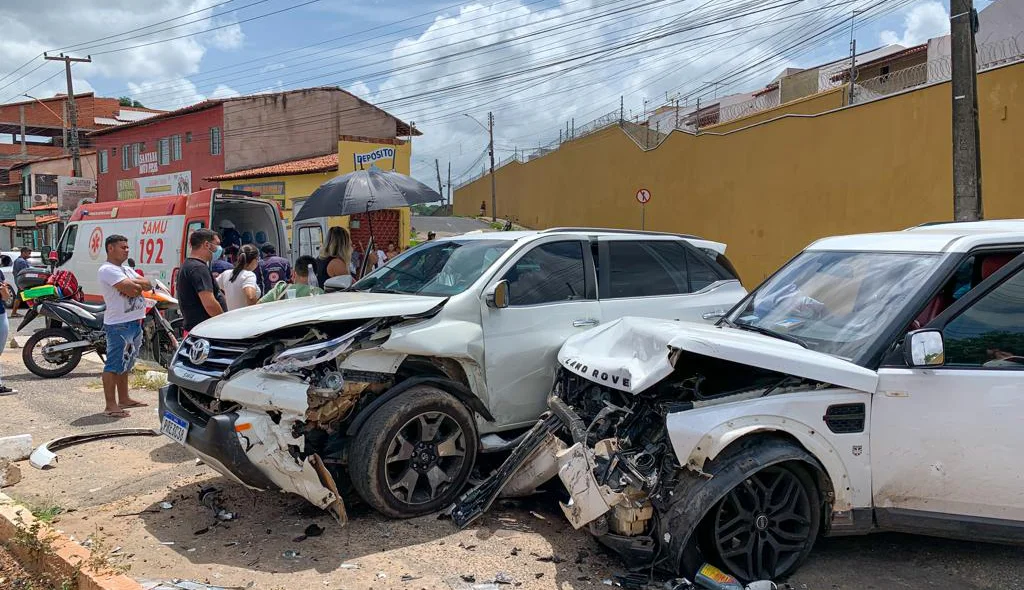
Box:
[118,97,145,108]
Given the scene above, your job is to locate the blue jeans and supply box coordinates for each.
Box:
[104,320,143,375]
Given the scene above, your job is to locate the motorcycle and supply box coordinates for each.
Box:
[19,279,181,378]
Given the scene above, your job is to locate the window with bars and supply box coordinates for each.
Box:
[159,137,170,165]
[132,143,142,167]
[171,134,182,160]
[122,144,131,170]
[99,150,108,173]
[210,127,222,155]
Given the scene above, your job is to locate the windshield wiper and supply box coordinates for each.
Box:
[733,322,808,348]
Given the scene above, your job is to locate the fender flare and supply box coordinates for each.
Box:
[345,376,495,437]
[671,414,857,512]
[661,436,830,576]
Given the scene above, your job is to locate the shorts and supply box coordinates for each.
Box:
[104,320,143,375]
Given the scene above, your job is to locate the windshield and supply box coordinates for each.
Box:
[726,250,941,360]
[351,239,514,297]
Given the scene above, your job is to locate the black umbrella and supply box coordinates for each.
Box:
[293,167,441,222]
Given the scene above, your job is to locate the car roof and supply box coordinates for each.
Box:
[807,220,1024,254]
[433,228,726,253]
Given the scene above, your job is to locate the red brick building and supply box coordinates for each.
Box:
[0,93,160,176]
[88,87,417,203]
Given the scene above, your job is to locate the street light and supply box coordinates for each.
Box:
[464,113,496,221]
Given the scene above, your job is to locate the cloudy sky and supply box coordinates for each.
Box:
[0,0,992,186]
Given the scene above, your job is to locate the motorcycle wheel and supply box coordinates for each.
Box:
[23,328,84,378]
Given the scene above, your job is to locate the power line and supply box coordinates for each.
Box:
[90,0,324,56]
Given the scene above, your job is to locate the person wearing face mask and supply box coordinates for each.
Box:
[178,229,225,336]
[210,242,231,279]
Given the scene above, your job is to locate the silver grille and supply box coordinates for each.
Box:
[176,336,250,377]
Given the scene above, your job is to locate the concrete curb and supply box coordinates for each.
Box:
[0,492,143,590]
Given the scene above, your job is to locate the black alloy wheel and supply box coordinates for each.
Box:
[349,385,478,518]
[708,464,820,581]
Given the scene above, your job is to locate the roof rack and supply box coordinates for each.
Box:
[540,227,703,239]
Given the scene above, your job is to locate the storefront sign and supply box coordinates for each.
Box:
[117,171,192,201]
[231,181,286,201]
[139,151,158,174]
[57,176,97,220]
[0,202,21,219]
[353,147,397,168]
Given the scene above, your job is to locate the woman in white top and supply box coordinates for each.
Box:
[217,244,261,311]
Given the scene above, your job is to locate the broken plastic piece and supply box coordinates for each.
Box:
[159,502,174,510]
[694,564,743,590]
[744,582,778,590]
[282,550,301,559]
[339,563,360,570]
[29,428,158,469]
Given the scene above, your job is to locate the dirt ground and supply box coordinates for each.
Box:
[1,332,1023,590]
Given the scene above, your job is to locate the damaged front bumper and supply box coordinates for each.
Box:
[159,382,347,522]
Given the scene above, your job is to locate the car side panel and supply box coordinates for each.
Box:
[665,388,873,513]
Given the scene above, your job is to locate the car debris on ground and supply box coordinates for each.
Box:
[29,428,159,469]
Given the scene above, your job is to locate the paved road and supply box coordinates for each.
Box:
[412,216,492,236]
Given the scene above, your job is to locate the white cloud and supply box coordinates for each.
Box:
[880,1,950,47]
[209,83,240,99]
[0,0,245,108]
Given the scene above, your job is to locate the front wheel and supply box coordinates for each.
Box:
[349,385,478,518]
[699,463,821,582]
[22,328,84,378]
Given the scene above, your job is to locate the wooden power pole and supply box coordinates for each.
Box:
[488,112,496,222]
[44,53,91,178]
[950,0,982,221]
[435,158,443,203]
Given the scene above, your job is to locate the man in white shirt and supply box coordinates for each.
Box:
[97,234,152,418]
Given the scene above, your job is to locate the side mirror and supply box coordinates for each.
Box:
[904,329,945,367]
[486,280,510,309]
[702,310,726,321]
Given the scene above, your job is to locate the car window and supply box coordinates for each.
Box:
[606,241,688,298]
[60,226,78,262]
[298,226,323,258]
[505,241,586,306]
[942,266,1024,368]
[687,250,721,291]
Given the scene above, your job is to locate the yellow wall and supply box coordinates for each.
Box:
[218,138,414,248]
[454,62,1024,284]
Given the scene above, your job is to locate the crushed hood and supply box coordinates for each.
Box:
[190,292,446,340]
[557,317,878,394]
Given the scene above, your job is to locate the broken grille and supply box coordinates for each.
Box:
[176,336,252,378]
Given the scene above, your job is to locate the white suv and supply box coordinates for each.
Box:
[158,228,745,519]
[456,220,1024,583]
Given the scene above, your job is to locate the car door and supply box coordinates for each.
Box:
[597,238,744,323]
[872,255,1024,533]
[481,238,600,428]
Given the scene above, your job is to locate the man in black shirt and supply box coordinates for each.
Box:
[178,228,225,334]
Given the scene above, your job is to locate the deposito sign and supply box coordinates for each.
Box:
[353,147,397,168]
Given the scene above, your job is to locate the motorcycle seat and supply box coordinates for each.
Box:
[72,301,106,314]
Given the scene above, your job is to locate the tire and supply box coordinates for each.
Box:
[348,385,478,518]
[22,328,84,378]
[697,462,821,582]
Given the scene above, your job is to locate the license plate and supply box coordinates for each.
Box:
[161,411,189,445]
[174,366,206,383]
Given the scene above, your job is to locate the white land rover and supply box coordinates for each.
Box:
[453,220,1024,583]
[158,228,745,519]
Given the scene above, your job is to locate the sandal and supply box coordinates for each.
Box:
[103,410,130,418]
[118,401,149,409]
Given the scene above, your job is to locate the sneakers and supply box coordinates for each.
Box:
[0,385,17,396]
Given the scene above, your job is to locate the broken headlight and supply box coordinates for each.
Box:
[264,334,354,373]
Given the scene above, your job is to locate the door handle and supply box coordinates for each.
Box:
[573,318,599,328]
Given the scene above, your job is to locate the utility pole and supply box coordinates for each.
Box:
[847,11,861,106]
[446,161,451,208]
[620,96,624,123]
[488,112,496,222]
[44,53,91,178]
[951,0,982,221]
[435,158,443,202]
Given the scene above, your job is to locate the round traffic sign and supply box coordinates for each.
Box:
[636,188,651,204]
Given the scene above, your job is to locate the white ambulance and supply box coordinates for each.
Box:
[55,188,288,301]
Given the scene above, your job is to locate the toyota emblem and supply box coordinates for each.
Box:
[188,339,211,364]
